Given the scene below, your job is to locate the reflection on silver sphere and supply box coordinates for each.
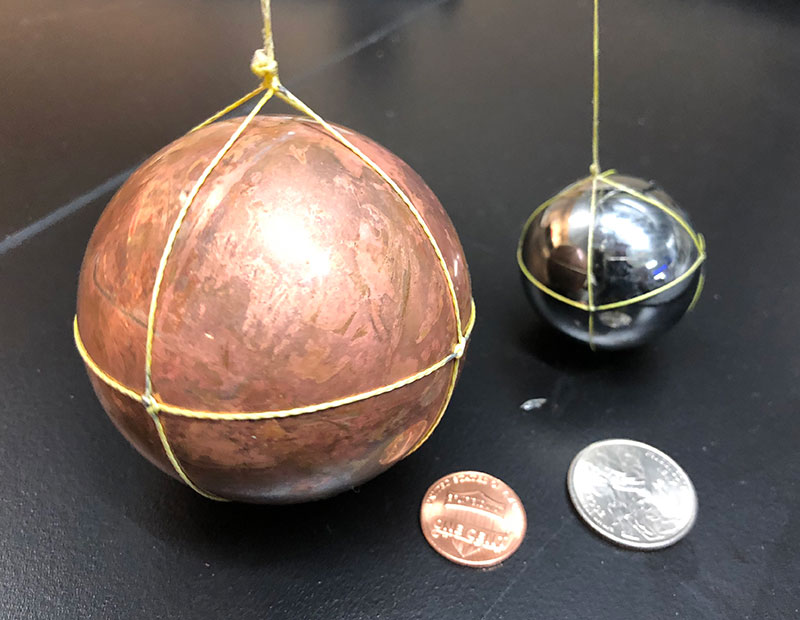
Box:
[517,173,706,350]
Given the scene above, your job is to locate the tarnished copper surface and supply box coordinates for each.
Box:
[420,471,527,567]
[76,115,471,503]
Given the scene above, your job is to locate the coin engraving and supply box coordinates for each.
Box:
[420,471,526,567]
[567,439,697,550]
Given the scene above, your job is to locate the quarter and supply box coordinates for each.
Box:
[567,439,697,550]
[420,471,526,567]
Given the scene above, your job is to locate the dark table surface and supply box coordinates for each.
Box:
[2,1,799,618]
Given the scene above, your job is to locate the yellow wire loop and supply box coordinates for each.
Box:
[143,88,275,407]
[587,0,601,349]
[190,85,268,133]
[585,172,600,348]
[75,0,473,500]
[276,86,464,340]
[75,306,475,423]
[517,0,706,345]
[516,173,707,316]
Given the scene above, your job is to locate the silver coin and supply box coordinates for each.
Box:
[567,439,697,550]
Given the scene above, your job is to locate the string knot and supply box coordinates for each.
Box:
[589,163,601,177]
[453,338,467,360]
[141,392,160,418]
[251,48,280,89]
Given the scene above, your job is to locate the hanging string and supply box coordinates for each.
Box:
[585,0,601,348]
[189,0,279,134]
[518,0,706,350]
[141,89,275,501]
[74,0,474,500]
[590,0,600,177]
[276,87,465,340]
[255,0,279,84]
[189,86,268,133]
[586,172,599,349]
[143,89,275,411]
[76,307,475,421]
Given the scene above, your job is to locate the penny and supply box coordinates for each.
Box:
[567,439,697,550]
[420,471,526,567]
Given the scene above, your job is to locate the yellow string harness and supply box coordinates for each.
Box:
[516,0,706,349]
[73,0,475,501]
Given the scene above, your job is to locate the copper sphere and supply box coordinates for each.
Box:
[76,115,472,503]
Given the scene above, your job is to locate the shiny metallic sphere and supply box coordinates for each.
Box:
[518,174,705,350]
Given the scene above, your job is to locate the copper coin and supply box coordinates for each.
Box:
[420,471,527,567]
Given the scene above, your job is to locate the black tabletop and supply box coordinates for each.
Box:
[2,1,799,618]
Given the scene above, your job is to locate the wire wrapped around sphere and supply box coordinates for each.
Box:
[518,173,705,350]
[76,115,473,503]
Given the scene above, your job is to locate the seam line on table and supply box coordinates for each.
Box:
[0,169,136,256]
[0,0,451,258]
[478,519,568,620]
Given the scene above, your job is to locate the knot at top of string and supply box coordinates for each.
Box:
[251,0,280,89]
[251,48,280,89]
